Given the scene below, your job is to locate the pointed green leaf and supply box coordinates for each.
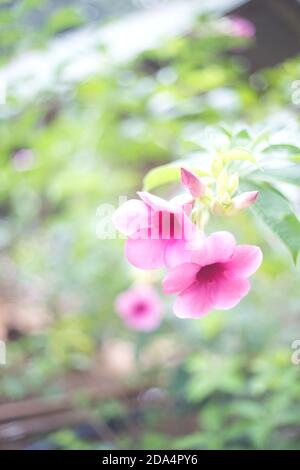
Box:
[143,164,181,191]
[262,144,300,158]
[143,163,208,191]
[241,181,300,264]
[246,166,300,187]
[221,148,256,163]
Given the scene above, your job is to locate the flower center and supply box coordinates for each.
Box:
[134,302,148,316]
[196,262,224,283]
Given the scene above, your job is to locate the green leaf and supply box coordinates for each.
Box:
[143,162,208,191]
[47,7,85,34]
[262,144,300,158]
[232,129,252,147]
[143,164,181,191]
[216,124,232,139]
[246,166,300,187]
[290,154,300,163]
[221,148,256,163]
[241,181,300,263]
[251,129,269,149]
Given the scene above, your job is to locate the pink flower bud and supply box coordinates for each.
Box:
[232,191,259,211]
[181,168,206,199]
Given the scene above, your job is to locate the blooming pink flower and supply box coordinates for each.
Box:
[181,167,206,199]
[115,285,163,332]
[163,231,262,318]
[113,191,195,269]
[227,16,256,38]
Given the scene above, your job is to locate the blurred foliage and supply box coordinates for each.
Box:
[0,5,300,450]
[0,0,141,63]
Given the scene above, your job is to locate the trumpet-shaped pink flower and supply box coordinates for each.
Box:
[115,285,163,332]
[163,231,262,318]
[113,191,195,269]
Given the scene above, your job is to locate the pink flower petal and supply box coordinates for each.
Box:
[171,193,194,215]
[125,313,161,332]
[224,245,263,279]
[164,239,194,268]
[191,231,236,266]
[125,234,167,269]
[176,211,197,241]
[149,210,196,244]
[181,167,206,198]
[113,199,150,236]
[163,263,199,294]
[137,191,178,213]
[214,278,250,310]
[173,282,216,318]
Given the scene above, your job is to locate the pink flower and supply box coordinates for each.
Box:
[163,231,262,318]
[181,167,206,199]
[115,285,163,332]
[227,16,256,38]
[12,148,35,172]
[113,191,195,269]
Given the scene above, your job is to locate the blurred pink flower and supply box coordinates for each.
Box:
[163,231,262,318]
[113,191,195,269]
[12,148,35,172]
[228,16,256,38]
[115,285,163,332]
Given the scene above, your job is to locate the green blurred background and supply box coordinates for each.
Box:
[0,0,300,450]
